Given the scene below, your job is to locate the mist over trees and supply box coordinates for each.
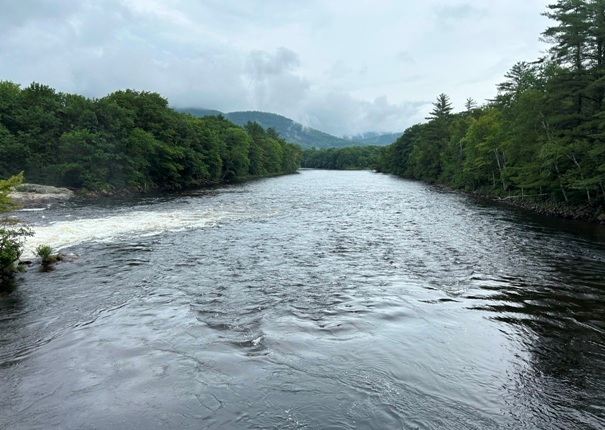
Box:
[0,84,302,191]
[178,109,388,150]
[376,0,605,214]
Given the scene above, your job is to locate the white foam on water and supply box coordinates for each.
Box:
[18,207,47,212]
[22,206,265,257]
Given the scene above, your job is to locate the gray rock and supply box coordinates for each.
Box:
[8,183,74,207]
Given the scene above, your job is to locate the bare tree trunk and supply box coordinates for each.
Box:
[555,164,568,203]
[569,155,591,204]
[493,148,507,190]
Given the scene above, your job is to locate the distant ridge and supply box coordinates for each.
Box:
[346,132,402,146]
[179,108,223,117]
[176,108,400,149]
[225,111,362,149]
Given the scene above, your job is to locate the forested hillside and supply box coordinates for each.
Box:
[376,0,605,219]
[302,146,382,170]
[345,132,402,146]
[178,109,397,149]
[0,84,302,191]
[226,111,359,149]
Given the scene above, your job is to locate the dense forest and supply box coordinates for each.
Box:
[302,146,382,170]
[0,84,302,191]
[345,132,402,147]
[178,109,382,150]
[374,0,605,218]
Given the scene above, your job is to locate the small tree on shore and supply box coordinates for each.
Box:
[0,173,32,281]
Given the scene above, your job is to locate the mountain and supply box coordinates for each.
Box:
[346,132,402,146]
[178,108,223,117]
[225,111,365,149]
[176,108,397,150]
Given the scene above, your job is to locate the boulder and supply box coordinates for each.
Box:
[8,183,74,207]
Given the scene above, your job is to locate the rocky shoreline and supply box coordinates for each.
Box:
[428,182,605,224]
[479,192,605,224]
[8,184,75,208]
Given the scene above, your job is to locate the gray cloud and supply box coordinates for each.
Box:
[246,48,300,80]
[0,0,80,29]
[0,0,551,136]
[299,92,428,136]
[243,48,309,113]
[395,51,415,64]
[434,4,486,22]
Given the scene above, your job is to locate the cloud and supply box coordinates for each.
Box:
[299,92,428,136]
[0,0,552,136]
[243,47,309,113]
[325,60,353,80]
[0,0,79,29]
[246,47,300,80]
[434,3,486,22]
[395,51,415,64]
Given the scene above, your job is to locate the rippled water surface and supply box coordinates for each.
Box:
[2,170,605,429]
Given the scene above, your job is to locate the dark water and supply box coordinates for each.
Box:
[1,170,605,429]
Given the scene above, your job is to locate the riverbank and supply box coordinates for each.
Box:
[472,189,605,224]
[3,169,604,429]
[8,184,74,208]
[495,197,604,223]
[424,181,605,224]
[9,172,300,208]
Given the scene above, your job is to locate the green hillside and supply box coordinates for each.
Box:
[347,132,402,146]
[178,107,223,117]
[225,111,360,149]
[176,108,397,150]
[0,85,302,191]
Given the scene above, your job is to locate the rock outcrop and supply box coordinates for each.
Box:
[9,184,74,207]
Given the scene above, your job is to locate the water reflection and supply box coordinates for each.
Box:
[468,233,605,428]
[1,170,605,429]
[0,278,19,296]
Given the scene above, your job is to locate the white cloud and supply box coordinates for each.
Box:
[243,47,309,113]
[0,0,552,136]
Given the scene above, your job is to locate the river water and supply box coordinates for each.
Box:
[1,170,605,429]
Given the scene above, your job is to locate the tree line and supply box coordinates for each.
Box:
[0,83,302,191]
[302,146,382,170]
[375,0,605,214]
[305,1,605,217]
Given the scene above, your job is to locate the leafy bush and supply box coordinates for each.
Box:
[0,221,32,279]
[0,173,33,281]
[36,244,63,266]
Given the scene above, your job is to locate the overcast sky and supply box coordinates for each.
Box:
[0,0,552,136]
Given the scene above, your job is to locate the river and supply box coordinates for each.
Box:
[1,170,605,429]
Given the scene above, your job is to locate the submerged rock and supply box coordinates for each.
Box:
[9,183,74,207]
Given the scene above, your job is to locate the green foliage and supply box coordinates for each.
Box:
[0,223,31,278]
[0,173,32,281]
[221,127,251,181]
[346,132,401,146]
[36,244,63,267]
[0,84,303,192]
[179,109,396,150]
[35,244,53,259]
[302,146,382,170]
[225,111,356,149]
[0,172,24,213]
[375,1,605,215]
